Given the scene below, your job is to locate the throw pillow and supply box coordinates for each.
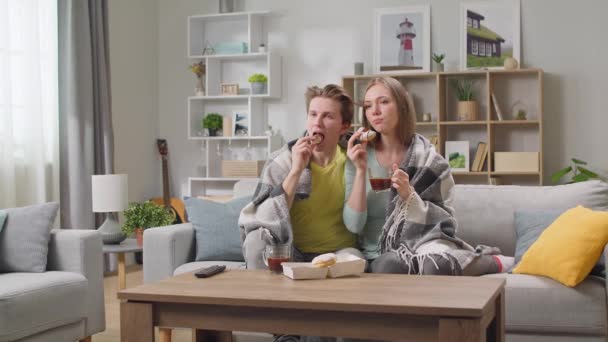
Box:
[514,209,605,276]
[512,206,608,287]
[185,196,251,262]
[0,210,7,234]
[0,202,60,272]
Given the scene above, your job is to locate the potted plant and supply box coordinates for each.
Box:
[248,73,268,95]
[450,79,477,121]
[189,61,205,96]
[121,201,174,247]
[202,113,223,136]
[551,158,601,184]
[432,53,445,72]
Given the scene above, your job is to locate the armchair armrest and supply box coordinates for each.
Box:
[47,229,105,336]
[143,223,195,284]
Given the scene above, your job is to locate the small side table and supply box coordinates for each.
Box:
[102,239,142,290]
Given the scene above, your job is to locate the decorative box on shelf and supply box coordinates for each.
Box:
[221,160,265,178]
[494,152,539,172]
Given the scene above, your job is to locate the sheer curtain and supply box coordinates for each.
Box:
[0,0,58,208]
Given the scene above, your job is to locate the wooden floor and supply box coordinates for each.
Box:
[94,265,192,342]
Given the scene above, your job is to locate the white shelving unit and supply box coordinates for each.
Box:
[187,11,281,197]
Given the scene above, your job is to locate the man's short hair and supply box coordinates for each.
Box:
[304,84,354,125]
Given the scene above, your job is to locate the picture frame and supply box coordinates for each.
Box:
[221,83,239,96]
[373,5,431,74]
[232,111,249,136]
[445,141,470,172]
[460,0,521,70]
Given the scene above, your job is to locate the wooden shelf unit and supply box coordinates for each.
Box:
[343,69,543,185]
[186,11,281,196]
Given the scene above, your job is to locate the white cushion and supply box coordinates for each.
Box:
[484,273,606,335]
[0,272,87,341]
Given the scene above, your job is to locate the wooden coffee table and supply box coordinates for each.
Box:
[118,269,505,342]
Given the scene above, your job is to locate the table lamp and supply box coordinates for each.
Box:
[92,174,128,244]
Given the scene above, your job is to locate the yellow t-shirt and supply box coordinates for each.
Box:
[290,146,357,253]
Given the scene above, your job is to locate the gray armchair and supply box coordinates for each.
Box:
[0,229,105,342]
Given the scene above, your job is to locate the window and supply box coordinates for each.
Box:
[493,44,497,54]
[467,18,472,27]
[0,0,58,207]
[486,43,492,56]
[473,19,479,29]
[472,40,478,55]
[479,40,485,56]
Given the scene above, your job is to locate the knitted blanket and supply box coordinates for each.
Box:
[380,134,498,272]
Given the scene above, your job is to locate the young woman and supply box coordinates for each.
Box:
[344,77,513,275]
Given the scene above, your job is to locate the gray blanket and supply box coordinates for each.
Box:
[380,134,498,271]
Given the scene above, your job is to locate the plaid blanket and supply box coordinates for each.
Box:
[238,138,311,245]
[380,134,498,272]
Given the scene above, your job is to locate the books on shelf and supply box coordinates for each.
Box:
[471,142,488,172]
[491,93,504,121]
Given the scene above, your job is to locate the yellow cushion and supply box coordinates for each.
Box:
[512,205,608,287]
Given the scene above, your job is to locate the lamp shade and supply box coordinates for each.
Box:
[92,174,128,213]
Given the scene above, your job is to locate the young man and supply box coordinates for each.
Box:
[239,84,362,269]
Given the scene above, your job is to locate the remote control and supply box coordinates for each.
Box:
[194,265,226,278]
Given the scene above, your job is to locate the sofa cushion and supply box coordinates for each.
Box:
[0,271,87,341]
[174,261,245,276]
[514,209,605,276]
[484,273,606,335]
[513,206,608,286]
[0,202,59,272]
[186,196,251,262]
[453,181,608,256]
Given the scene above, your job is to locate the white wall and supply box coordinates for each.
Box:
[109,0,160,202]
[112,0,608,199]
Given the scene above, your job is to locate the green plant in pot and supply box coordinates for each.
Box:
[450,79,477,121]
[551,158,600,184]
[122,201,174,247]
[248,73,268,95]
[202,112,223,136]
[432,53,445,72]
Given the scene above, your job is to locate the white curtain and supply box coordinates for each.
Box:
[0,0,58,208]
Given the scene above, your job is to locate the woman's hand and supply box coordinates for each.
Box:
[391,163,413,200]
[347,128,368,171]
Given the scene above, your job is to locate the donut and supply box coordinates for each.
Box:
[311,253,337,267]
[359,130,377,142]
[312,133,323,144]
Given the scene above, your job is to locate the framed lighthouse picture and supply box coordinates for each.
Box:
[373,5,431,74]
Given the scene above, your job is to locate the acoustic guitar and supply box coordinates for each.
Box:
[151,139,186,224]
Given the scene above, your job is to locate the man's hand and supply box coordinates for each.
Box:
[347,128,368,171]
[391,163,413,200]
[290,136,314,175]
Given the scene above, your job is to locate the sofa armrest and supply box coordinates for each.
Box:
[143,223,195,284]
[47,229,105,337]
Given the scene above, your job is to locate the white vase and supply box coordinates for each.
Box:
[195,76,205,96]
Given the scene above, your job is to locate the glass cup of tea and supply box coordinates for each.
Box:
[263,244,292,273]
[369,167,392,193]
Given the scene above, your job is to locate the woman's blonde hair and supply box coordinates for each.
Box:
[362,77,416,146]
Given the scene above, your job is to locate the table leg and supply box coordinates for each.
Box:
[193,329,233,342]
[121,301,154,342]
[118,252,126,290]
[486,288,505,342]
[439,317,484,342]
[159,327,172,342]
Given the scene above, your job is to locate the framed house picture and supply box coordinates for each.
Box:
[445,141,470,172]
[373,5,431,74]
[460,0,521,70]
[232,111,249,136]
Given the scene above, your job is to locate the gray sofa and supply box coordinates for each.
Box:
[144,179,608,342]
[0,230,105,342]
